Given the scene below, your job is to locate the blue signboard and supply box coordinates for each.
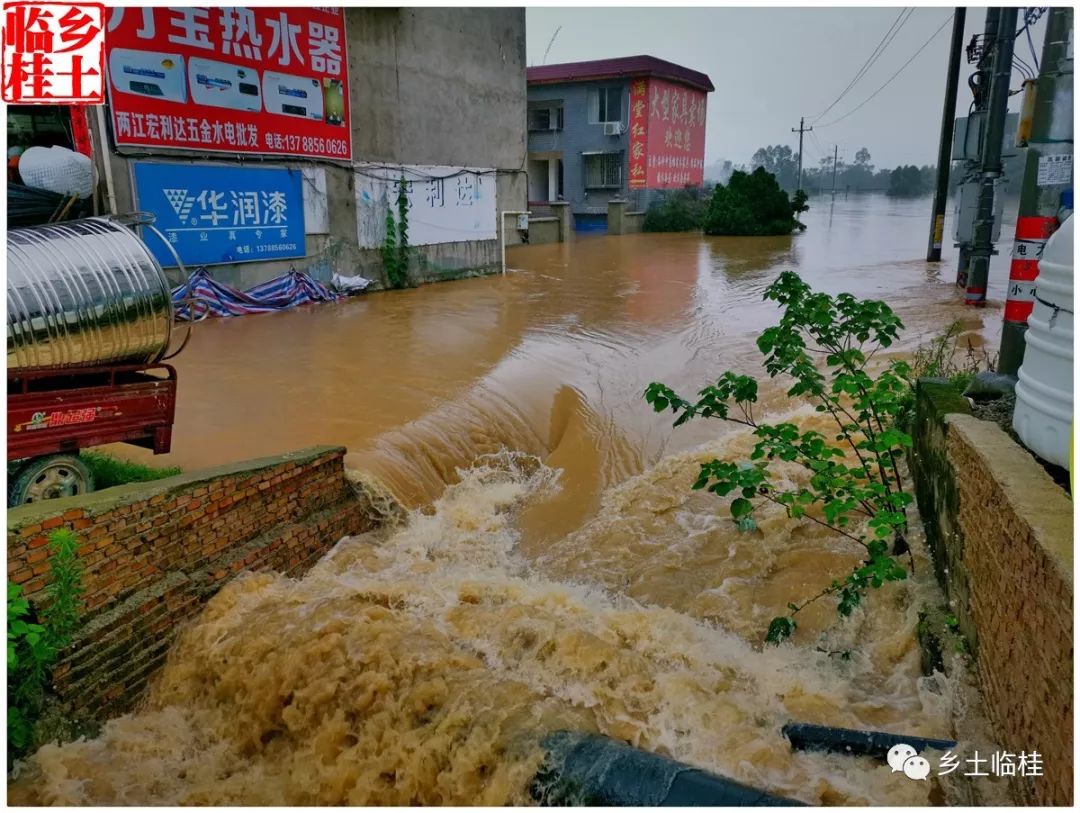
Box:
[132,162,305,267]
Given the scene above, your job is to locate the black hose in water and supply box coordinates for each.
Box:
[531,731,806,806]
[782,722,956,760]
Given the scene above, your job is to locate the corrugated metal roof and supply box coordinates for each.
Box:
[526,55,714,93]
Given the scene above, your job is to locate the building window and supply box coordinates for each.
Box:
[587,87,623,124]
[528,105,564,131]
[583,152,622,189]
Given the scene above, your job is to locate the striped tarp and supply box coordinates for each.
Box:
[172,268,341,320]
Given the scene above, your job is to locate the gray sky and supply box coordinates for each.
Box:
[525,7,1049,170]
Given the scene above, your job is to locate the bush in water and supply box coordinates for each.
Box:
[645,271,913,644]
[642,187,710,232]
[702,168,808,236]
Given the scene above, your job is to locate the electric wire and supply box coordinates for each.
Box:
[1026,24,1040,71]
[810,7,914,123]
[816,12,955,129]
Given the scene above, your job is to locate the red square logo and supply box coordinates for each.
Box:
[2,2,104,103]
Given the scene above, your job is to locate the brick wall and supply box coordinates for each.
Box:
[912,382,1073,805]
[7,446,388,731]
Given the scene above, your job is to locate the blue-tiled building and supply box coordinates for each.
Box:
[526,55,713,231]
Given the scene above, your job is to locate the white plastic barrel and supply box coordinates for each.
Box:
[1013,215,1073,469]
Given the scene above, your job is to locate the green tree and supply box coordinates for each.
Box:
[750,145,800,191]
[887,165,928,197]
[645,272,914,644]
[703,168,806,236]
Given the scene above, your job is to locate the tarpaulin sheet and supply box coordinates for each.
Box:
[172,267,340,320]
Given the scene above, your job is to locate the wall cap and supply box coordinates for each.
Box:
[8,445,347,530]
[946,413,1073,583]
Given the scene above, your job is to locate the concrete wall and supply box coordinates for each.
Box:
[527,81,631,220]
[7,447,395,741]
[911,381,1073,805]
[91,8,526,290]
[527,217,560,245]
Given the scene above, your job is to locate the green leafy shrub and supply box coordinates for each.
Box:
[80,451,180,490]
[645,271,914,644]
[702,168,808,236]
[642,187,709,232]
[894,321,998,430]
[8,529,84,759]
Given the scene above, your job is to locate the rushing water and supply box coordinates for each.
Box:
[22,194,1016,805]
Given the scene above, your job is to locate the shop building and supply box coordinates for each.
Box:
[526,55,713,232]
[67,7,527,289]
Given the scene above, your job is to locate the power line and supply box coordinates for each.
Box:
[810,7,914,122]
[816,12,955,129]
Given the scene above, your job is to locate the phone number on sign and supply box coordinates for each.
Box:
[263,132,350,157]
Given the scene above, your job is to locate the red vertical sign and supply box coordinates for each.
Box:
[628,77,648,190]
[644,77,706,189]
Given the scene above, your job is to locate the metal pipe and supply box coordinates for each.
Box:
[501,210,530,275]
[94,105,118,215]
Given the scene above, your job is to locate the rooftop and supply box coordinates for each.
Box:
[526,55,714,93]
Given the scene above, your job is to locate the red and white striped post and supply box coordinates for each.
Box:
[1002,215,1057,322]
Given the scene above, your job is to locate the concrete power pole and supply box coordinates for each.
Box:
[792,117,812,191]
[926,8,967,261]
[964,7,1017,306]
[998,7,1074,375]
[831,145,839,195]
[956,7,1003,286]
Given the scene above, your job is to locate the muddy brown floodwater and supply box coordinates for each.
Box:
[22,195,1016,805]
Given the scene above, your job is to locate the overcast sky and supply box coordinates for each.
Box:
[525,7,1049,170]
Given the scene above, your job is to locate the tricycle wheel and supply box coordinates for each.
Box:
[8,454,94,508]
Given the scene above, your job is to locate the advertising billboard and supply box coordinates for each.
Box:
[354,164,497,248]
[643,77,707,189]
[132,162,306,267]
[106,7,350,160]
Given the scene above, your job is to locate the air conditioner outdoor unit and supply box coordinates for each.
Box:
[604,122,623,136]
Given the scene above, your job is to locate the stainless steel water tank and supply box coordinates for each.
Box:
[7,217,174,372]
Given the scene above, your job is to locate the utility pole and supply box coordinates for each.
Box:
[926,8,967,261]
[998,7,1074,375]
[956,8,1003,286]
[831,145,839,195]
[964,7,1017,306]
[792,117,812,191]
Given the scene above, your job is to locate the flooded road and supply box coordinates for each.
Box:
[117,193,1007,521]
[31,194,1015,804]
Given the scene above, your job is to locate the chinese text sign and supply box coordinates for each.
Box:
[107,7,350,160]
[642,77,707,189]
[2,2,104,103]
[354,164,497,248]
[133,162,305,267]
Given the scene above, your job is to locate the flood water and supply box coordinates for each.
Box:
[23,194,1016,804]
